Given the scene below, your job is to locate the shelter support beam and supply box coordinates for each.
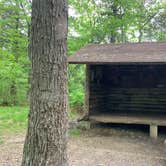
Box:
[150,124,158,139]
[85,64,90,117]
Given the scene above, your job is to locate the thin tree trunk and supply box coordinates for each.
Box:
[21,0,68,166]
[110,2,118,43]
[10,81,17,105]
[110,33,116,43]
[10,15,19,105]
[121,26,126,43]
[138,29,143,43]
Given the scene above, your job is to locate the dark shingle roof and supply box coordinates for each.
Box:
[68,42,166,64]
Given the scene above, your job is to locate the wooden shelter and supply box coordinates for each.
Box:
[68,42,166,138]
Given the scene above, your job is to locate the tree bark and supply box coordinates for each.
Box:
[21,0,68,166]
[138,29,143,43]
[110,3,118,43]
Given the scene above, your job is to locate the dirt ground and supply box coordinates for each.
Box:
[0,125,166,166]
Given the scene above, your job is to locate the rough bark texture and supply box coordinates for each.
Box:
[21,0,68,166]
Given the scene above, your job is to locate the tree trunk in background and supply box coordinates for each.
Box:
[10,81,17,105]
[110,2,118,43]
[138,29,143,43]
[21,0,68,166]
[10,15,19,105]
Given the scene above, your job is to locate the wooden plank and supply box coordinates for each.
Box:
[89,113,166,126]
[89,65,166,118]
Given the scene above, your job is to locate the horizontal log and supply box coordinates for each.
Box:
[89,113,166,126]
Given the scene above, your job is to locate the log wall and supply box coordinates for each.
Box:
[89,65,166,115]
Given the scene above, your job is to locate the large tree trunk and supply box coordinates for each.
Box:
[21,0,68,166]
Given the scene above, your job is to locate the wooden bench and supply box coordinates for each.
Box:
[89,112,166,139]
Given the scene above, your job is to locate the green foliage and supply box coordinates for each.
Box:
[69,89,84,107]
[0,0,165,108]
[0,50,29,105]
[67,0,166,109]
[68,64,85,107]
[0,0,165,140]
[69,110,77,120]
[69,128,81,136]
[0,0,30,105]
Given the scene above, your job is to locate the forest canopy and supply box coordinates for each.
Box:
[0,0,166,107]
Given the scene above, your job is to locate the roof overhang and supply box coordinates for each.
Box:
[68,42,166,65]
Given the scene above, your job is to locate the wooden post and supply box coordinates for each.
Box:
[150,124,158,139]
[84,64,90,117]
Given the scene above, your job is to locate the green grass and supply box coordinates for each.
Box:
[0,106,28,134]
[0,106,79,136]
[69,128,81,136]
[0,136,4,144]
[69,110,77,120]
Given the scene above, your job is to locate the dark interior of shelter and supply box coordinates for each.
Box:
[89,64,166,117]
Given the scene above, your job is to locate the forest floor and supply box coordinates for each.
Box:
[0,124,166,166]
